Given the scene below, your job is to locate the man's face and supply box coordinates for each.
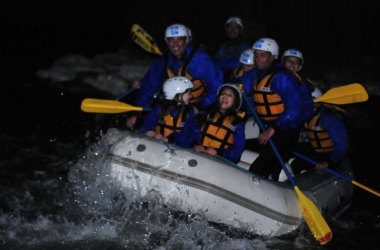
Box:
[167,37,187,57]
[253,50,275,70]
[283,56,302,73]
[226,23,241,40]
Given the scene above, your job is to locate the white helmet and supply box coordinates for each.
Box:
[225,17,243,35]
[163,76,194,100]
[225,17,243,29]
[164,24,189,43]
[312,87,323,99]
[252,38,279,59]
[217,84,243,111]
[281,49,303,70]
[239,49,254,65]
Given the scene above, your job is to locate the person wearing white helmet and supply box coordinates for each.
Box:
[163,23,189,57]
[191,84,245,164]
[126,23,224,130]
[239,37,305,181]
[281,49,304,72]
[140,76,199,147]
[311,87,322,99]
[281,48,314,124]
[214,17,252,80]
[227,48,256,82]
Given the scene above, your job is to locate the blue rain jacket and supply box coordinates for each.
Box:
[214,39,251,73]
[135,45,224,109]
[236,63,304,130]
[295,73,314,124]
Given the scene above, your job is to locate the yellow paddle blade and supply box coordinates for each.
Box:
[81,98,144,114]
[295,186,332,245]
[314,83,368,105]
[131,24,162,55]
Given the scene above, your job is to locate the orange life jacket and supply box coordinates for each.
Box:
[200,111,239,149]
[304,105,346,153]
[166,46,207,103]
[156,106,191,137]
[294,72,315,89]
[252,68,284,121]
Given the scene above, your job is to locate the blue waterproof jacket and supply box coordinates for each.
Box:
[311,105,348,163]
[236,63,304,130]
[295,73,314,124]
[214,39,251,73]
[135,45,224,109]
[140,104,199,148]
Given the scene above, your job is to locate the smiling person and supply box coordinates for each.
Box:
[126,23,224,130]
[214,17,252,82]
[281,49,314,123]
[140,76,199,148]
[191,84,245,164]
[244,38,305,181]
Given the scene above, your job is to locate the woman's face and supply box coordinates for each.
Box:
[283,56,302,73]
[219,88,235,111]
[180,89,192,105]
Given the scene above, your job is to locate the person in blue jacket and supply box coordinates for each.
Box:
[191,84,245,164]
[243,38,305,181]
[214,17,252,81]
[290,102,349,174]
[281,48,314,123]
[140,76,199,148]
[227,48,256,82]
[126,23,224,130]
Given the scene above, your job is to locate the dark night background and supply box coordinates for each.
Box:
[2,0,380,87]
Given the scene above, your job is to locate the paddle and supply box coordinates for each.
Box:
[111,24,161,102]
[240,89,332,245]
[94,87,138,121]
[81,98,151,114]
[94,24,160,121]
[115,24,163,100]
[292,152,380,197]
[85,83,368,116]
[131,23,163,56]
[307,83,368,104]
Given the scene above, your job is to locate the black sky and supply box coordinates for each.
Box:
[2,0,380,84]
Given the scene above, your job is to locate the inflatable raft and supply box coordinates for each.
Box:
[106,134,354,237]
